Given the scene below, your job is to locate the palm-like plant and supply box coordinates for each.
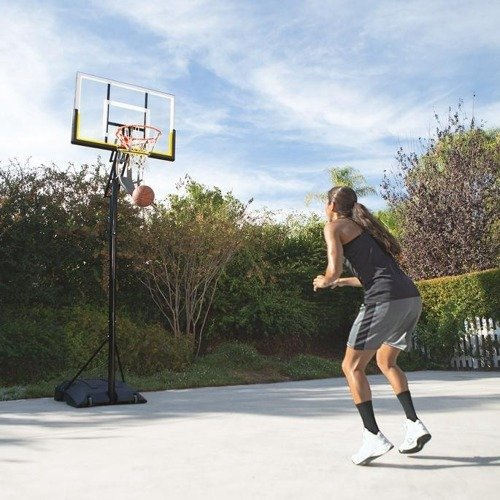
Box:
[305,166,376,205]
[374,208,403,239]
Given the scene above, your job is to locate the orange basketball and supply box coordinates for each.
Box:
[132,185,155,207]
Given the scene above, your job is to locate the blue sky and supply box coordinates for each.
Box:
[1,0,499,217]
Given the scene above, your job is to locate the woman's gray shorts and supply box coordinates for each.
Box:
[347,296,422,351]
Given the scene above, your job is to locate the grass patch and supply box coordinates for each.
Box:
[0,379,66,401]
[0,340,434,402]
[281,354,343,380]
[0,341,347,401]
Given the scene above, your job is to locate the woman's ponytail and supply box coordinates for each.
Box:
[351,202,401,257]
[327,186,401,258]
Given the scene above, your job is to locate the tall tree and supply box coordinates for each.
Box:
[381,103,499,279]
[374,208,403,239]
[305,166,376,205]
[138,177,252,357]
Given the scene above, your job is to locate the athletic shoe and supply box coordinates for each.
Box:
[398,418,432,454]
[351,428,394,466]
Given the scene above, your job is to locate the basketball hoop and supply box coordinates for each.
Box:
[116,124,162,156]
[115,125,161,204]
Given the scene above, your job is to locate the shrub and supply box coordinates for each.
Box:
[396,350,431,371]
[417,268,499,320]
[209,276,362,357]
[215,283,317,340]
[415,268,499,366]
[164,334,195,372]
[60,304,172,377]
[203,341,267,370]
[0,304,175,385]
[0,307,68,384]
[0,161,148,308]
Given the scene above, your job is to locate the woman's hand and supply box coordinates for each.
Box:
[313,275,333,291]
[330,279,341,289]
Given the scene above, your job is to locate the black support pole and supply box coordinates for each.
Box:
[54,150,146,408]
[107,154,120,403]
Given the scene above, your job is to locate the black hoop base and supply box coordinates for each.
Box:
[55,379,146,408]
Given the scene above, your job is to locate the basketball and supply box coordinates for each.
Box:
[132,185,155,207]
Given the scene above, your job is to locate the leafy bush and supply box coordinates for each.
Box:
[164,334,195,372]
[0,307,68,384]
[203,341,268,370]
[0,305,173,385]
[208,213,362,356]
[418,268,499,320]
[398,348,440,371]
[0,385,28,401]
[57,304,172,377]
[0,160,149,308]
[415,268,499,365]
[212,281,317,339]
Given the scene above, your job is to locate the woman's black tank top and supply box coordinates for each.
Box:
[342,231,419,304]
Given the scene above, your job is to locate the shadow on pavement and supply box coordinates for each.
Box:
[0,372,498,433]
[370,454,500,469]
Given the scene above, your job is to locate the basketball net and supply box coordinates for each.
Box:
[115,125,161,196]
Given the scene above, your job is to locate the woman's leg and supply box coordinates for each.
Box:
[375,343,408,394]
[376,343,431,453]
[342,346,377,404]
[343,346,394,465]
[342,347,380,435]
[376,344,417,421]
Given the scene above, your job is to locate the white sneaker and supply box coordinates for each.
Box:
[399,418,432,454]
[351,428,394,466]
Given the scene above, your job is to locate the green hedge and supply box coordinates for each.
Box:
[417,268,499,320]
[414,268,500,365]
[0,305,190,385]
[2,269,497,385]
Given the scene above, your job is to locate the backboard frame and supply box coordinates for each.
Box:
[71,72,176,161]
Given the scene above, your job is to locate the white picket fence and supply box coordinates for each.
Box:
[412,317,500,370]
[451,317,500,370]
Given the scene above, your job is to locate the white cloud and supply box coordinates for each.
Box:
[476,101,500,129]
[0,2,190,166]
[96,0,499,149]
[1,0,498,217]
[366,0,500,51]
[146,148,313,206]
[178,102,232,141]
[0,5,69,163]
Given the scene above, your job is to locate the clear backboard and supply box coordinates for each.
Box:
[71,72,175,161]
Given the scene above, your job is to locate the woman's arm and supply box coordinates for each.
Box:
[313,222,343,291]
[332,277,362,287]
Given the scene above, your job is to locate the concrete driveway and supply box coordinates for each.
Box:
[1,371,499,500]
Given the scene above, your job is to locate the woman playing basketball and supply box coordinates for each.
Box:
[313,186,431,466]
